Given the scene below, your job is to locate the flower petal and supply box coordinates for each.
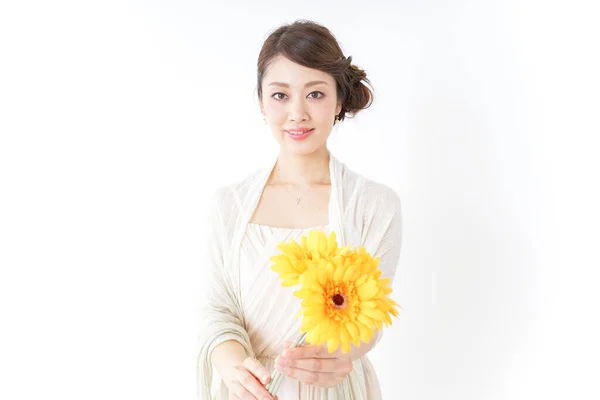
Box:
[327,232,338,253]
[333,263,345,283]
[281,276,300,286]
[339,325,352,352]
[346,322,361,346]
[325,261,335,278]
[361,301,377,309]
[301,294,325,306]
[318,233,327,255]
[357,280,378,300]
[356,321,373,343]
[343,264,358,282]
[362,307,386,322]
[355,275,368,287]
[303,306,325,318]
[294,288,319,298]
[327,335,340,354]
[301,316,320,332]
[357,314,376,329]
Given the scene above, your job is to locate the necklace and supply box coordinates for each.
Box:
[275,167,329,206]
[288,186,312,205]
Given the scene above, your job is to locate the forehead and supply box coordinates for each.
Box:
[263,55,334,88]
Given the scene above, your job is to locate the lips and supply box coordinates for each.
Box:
[285,128,314,141]
[286,129,313,134]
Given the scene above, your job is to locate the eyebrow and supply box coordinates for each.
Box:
[267,80,329,88]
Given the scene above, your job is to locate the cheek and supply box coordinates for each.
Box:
[264,104,286,122]
[313,103,336,120]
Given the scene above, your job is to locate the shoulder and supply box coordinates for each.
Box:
[343,165,402,215]
[341,165,402,250]
[208,166,267,211]
[364,177,402,212]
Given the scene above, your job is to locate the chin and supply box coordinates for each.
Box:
[287,147,319,156]
[280,139,326,155]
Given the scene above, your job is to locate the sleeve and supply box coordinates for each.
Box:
[196,188,255,400]
[367,187,403,350]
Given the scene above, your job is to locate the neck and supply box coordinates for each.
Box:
[272,146,331,186]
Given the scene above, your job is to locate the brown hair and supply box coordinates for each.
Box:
[256,19,374,122]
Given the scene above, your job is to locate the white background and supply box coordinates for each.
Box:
[1,1,599,399]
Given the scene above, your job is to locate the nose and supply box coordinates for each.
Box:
[287,96,308,122]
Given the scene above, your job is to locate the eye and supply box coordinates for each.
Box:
[308,91,324,99]
[271,91,325,101]
[272,92,287,101]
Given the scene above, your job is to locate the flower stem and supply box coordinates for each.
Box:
[265,332,307,396]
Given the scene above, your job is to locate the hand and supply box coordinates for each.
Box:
[274,341,353,389]
[225,357,277,400]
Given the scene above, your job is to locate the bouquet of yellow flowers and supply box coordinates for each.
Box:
[265,229,401,395]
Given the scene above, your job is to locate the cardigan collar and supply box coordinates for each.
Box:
[236,150,347,247]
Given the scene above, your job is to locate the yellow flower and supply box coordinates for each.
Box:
[270,229,402,354]
[293,244,401,354]
[270,230,344,287]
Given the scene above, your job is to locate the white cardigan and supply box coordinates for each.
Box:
[196,152,402,399]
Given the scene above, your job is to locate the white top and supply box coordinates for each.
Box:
[196,152,402,400]
[237,223,382,399]
[240,224,329,356]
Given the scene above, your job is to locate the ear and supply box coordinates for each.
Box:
[335,101,342,116]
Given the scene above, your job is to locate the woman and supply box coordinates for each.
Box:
[197,20,402,400]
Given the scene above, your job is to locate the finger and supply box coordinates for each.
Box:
[284,344,335,360]
[276,364,343,387]
[228,380,253,400]
[235,368,273,400]
[242,357,271,385]
[277,356,350,373]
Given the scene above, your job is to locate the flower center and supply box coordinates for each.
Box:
[332,293,346,308]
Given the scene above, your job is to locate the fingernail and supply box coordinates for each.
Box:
[262,374,269,384]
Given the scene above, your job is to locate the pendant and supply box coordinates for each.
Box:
[295,197,300,205]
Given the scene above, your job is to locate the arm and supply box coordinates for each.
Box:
[211,339,274,399]
[197,188,258,398]
[349,187,403,360]
[210,340,259,384]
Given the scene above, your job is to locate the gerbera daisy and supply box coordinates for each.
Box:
[266,229,402,395]
[294,251,401,354]
[270,230,345,286]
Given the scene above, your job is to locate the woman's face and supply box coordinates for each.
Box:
[260,55,342,156]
